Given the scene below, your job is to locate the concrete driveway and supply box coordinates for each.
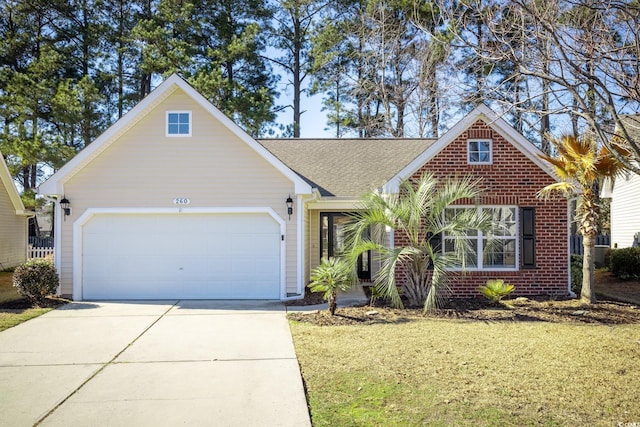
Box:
[0,300,311,427]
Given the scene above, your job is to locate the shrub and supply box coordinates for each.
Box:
[478,279,515,303]
[609,248,640,279]
[308,257,355,315]
[570,254,583,296]
[13,259,59,306]
[604,248,613,271]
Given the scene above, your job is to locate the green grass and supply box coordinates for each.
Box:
[290,319,640,426]
[0,271,54,332]
[0,308,53,332]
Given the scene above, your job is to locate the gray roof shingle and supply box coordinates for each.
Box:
[258,138,436,197]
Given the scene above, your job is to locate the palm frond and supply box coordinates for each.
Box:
[537,181,576,199]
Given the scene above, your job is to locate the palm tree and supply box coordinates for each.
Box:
[346,171,490,312]
[538,134,630,303]
[308,257,356,315]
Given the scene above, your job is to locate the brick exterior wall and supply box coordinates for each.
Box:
[394,119,569,298]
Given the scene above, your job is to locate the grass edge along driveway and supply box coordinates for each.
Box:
[0,271,55,332]
[290,318,640,427]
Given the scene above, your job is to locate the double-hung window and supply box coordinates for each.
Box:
[166,111,191,137]
[443,206,518,270]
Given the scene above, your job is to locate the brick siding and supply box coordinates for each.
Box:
[394,119,569,298]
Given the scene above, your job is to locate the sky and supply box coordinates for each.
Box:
[272,81,333,139]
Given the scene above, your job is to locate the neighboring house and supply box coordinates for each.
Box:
[0,151,31,270]
[604,115,640,248]
[38,74,570,301]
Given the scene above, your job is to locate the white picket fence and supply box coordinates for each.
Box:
[28,246,55,260]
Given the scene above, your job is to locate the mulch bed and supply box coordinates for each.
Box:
[0,296,69,311]
[595,270,640,305]
[288,291,640,326]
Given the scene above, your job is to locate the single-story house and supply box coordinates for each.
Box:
[0,151,31,270]
[38,74,570,301]
[603,115,640,248]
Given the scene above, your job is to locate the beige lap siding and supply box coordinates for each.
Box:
[396,119,569,297]
[0,185,27,269]
[59,88,299,297]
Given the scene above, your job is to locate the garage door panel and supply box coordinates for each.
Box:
[231,234,278,255]
[81,213,281,300]
[244,256,280,277]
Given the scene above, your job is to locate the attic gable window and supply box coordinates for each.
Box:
[468,139,492,164]
[166,111,191,137]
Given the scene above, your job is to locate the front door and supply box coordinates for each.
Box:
[320,212,371,281]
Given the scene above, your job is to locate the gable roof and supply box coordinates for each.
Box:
[38,74,312,196]
[383,104,557,192]
[259,138,436,197]
[0,151,28,215]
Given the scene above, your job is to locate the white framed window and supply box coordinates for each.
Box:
[468,139,492,164]
[443,206,518,270]
[166,111,191,137]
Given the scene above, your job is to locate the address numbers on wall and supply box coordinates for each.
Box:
[173,198,191,205]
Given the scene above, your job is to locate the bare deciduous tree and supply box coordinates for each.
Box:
[432,0,640,170]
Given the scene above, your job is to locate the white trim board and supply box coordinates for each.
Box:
[0,149,29,215]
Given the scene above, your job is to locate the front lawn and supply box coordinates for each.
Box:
[291,312,640,426]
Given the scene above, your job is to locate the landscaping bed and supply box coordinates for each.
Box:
[289,270,640,326]
[288,297,640,326]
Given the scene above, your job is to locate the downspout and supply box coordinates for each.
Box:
[289,188,320,301]
[41,194,63,296]
[567,197,577,298]
[20,210,36,265]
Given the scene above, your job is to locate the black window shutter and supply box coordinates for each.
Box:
[427,232,442,270]
[521,207,536,268]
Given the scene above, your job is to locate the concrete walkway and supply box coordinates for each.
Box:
[0,300,311,427]
[286,285,370,313]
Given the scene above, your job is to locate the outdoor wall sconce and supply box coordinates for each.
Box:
[60,197,71,217]
[286,195,293,220]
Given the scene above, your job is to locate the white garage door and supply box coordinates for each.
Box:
[81,213,281,299]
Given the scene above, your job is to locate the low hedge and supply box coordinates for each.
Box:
[570,255,583,296]
[12,259,59,306]
[608,247,640,279]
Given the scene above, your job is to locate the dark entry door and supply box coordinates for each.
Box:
[320,212,371,280]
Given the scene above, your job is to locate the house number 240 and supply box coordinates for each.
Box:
[173,198,190,205]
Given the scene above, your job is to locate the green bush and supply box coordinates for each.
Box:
[570,255,583,296]
[604,248,613,271]
[609,248,640,279]
[309,257,355,315]
[12,259,59,306]
[478,279,515,303]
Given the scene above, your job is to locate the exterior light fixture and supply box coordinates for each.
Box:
[286,195,293,220]
[60,197,71,217]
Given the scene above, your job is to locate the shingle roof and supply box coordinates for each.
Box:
[258,138,436,197]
